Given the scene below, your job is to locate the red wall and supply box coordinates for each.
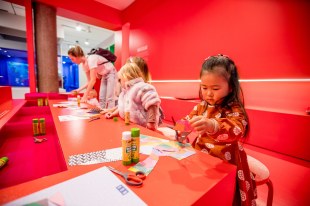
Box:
[122,0,310,80]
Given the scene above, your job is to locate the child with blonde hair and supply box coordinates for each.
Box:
[105,63,161,130]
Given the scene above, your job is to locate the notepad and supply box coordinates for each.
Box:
[5,166,147,206]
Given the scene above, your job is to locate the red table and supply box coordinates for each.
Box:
[0,100,236,205]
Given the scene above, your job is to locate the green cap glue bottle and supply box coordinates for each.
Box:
[131,128,140,163]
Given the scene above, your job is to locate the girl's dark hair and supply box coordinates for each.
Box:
[199,54,249,137]
[67,45,84,57]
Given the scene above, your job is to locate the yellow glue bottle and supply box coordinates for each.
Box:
[77,95,81,107]
[0,157,8,169]
[131,128,140,163]
[124,111,130,125]
[122,131,132,165]
[39,118,46,135]
[44,98,49,106]
[32,118,39,136]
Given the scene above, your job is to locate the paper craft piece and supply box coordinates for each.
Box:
[139,134,170,156]
[140,134,169,144]
[153,142,196,160]
[68,148,122,166]
[23,198,49,206]
[173,119,193,132]
[24,192,65,206]
[49,192,65,206]
[128,153,159,176]
[152,144,179,156]
[6,166,146,206]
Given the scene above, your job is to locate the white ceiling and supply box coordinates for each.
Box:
[94,0,135,11]
[0,0,135,56]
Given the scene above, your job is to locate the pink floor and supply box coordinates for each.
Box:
[244,144,310,206]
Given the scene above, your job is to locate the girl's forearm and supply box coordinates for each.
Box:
[77,83,88,92]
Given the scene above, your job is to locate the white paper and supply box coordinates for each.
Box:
[5,166,147,206]
[58,115,89,122]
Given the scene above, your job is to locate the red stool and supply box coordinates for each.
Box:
[247,155,274,206]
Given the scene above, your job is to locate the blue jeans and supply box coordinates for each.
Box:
[99,70,117,109]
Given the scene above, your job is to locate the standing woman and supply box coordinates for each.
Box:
[68,45,117,109]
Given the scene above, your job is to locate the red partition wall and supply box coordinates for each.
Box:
[123,0,310,80]
[0,86,12,105]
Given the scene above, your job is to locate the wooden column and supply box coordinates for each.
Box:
[33,3,58,92]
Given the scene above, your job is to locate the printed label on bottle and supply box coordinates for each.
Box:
[33,119,39,136]
[131,137,140,163]
[122,139,132,165]
[39,118,46,135]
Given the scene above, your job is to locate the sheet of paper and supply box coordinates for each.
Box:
[5,166,147,206]
[58,115,89,122]
[153,142,196,160]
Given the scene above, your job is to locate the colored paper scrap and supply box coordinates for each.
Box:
[153,142,196,160]
[140,134,169,144]
[128,153,159,176]
[173,119,193,132]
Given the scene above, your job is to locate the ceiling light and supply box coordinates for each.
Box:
[85,39,89,45]
[76,24,82,31]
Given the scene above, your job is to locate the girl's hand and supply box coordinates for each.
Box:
[81,95,88,103]
[189,116,213,135]
[71,89,79,96]
[105,112,115,119]
[146,122,156,131]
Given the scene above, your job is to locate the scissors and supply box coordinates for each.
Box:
[107,166,146,187]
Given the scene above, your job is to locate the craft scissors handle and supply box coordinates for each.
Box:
[125,173,144,186]
[108,166,146,186]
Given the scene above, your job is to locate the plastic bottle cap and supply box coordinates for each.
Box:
[33,118,38,123]
[131,128,140,137]
[122,131,132,140]
[39,118,45,122]
[1,157,8,162]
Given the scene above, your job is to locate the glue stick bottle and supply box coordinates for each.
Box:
[124,100,130,125]
[124,111,130,125]
[131,128,140,163]
[39,118,46,135]
[122,131,132,165]
[77,95,81,107]
[0,157,8,169]
[32,118,39,136]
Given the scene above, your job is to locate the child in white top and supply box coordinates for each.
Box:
[87,89,101,108]
[105,63,161,130]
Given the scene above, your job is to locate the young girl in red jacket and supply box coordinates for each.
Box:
[185,54,257,206]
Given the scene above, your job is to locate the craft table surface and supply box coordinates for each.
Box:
[0,100,236,205]
[0,99,26,130]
